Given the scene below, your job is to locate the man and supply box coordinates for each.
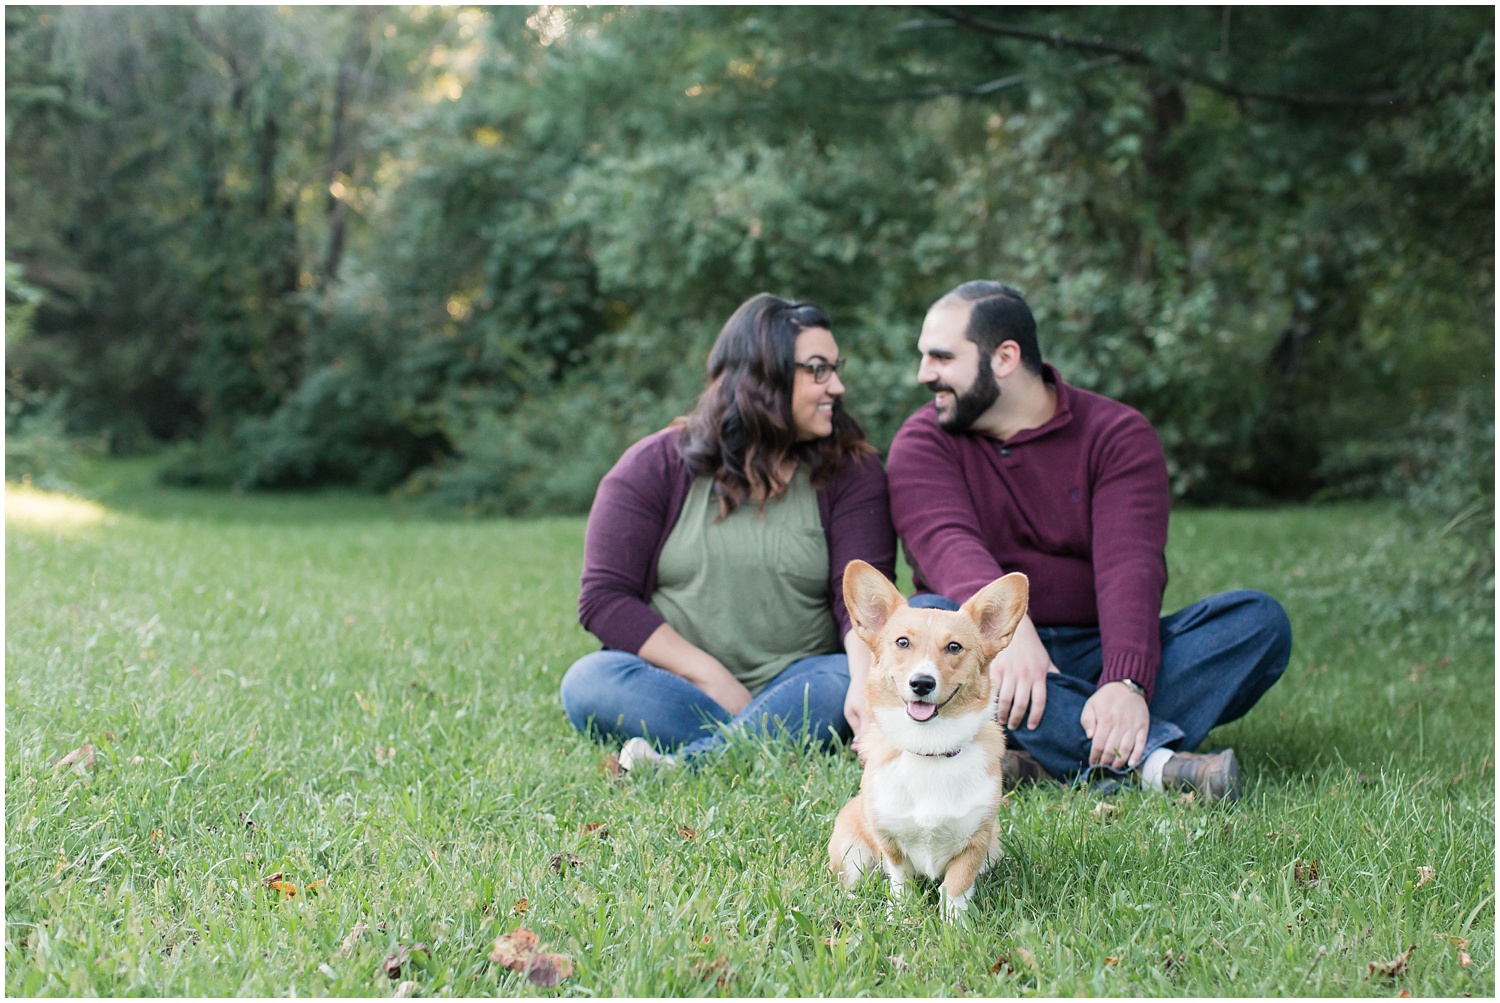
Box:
[881,281,1291,803]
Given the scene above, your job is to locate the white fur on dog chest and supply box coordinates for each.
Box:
[867,750,998,880]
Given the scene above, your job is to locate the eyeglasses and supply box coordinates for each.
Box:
[793,358,846,384]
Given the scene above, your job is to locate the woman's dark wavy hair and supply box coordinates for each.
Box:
[677,293,873,518]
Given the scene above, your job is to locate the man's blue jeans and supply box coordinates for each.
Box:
[560,650,852,760]
[909,590,1292,783]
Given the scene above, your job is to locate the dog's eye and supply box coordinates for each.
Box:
[945,641,964,655]
[894,637,910,649]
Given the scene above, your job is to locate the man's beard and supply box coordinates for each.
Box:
[930,356,999,432]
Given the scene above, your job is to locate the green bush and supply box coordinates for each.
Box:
[405,362,686,517]
[3,392,99,491]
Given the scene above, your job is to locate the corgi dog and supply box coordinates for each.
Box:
[828,560,1029,920]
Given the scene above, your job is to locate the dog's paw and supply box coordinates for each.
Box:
[880,876,910,921]
[939,886,973,922]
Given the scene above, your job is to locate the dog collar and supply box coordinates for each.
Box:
[912,747,962,758]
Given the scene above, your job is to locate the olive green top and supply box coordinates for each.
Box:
[650,468,838,694]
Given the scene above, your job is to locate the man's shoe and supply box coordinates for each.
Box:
[1002,748,1053,791]
[1160,748,1241,804]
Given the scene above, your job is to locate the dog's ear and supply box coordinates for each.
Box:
[960,572,1029,653]
[842,560,905,643]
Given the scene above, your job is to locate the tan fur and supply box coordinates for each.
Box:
[828,560,1028,919]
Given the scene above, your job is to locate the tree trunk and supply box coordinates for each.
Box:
[319,9,376,291]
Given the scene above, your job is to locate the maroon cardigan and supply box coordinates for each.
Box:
[579,427,897,655]
[886,365,1171,699]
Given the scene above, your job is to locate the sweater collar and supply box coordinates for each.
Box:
[1004,363,1073,445]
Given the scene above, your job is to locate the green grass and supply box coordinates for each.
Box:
[6,464,1494,996]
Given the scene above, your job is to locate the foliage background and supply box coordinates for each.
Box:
[6,6,1494,526]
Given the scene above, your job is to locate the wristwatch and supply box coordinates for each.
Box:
[1117,678,1147,699]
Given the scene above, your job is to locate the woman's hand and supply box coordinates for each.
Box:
[844,686,871,742]
[639,622,751,714]
[699,672,753,716]
[842,630,873,743]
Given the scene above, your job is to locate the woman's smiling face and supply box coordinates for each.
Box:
[790,326,844,442]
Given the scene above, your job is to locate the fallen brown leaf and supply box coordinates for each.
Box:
[1366,943,1415,980]
[490,929,537,966]
[304,879,325,894]
[526,953,574,988]
[511,898,529,916]
[379,942,426,981]
[1104,956,1119,966]
[1397,991,1412,998]
[989,954,1013,976]
[489,927,574,987]
[579,822,609,839]
[340,921,368,956]
[1294,858,1321,886]
[393,980,416,998]
[260,871,284,885]
[676,825,698,840]
[54,743,94,776]
[547,852,582,875]
[268,880,298,899]
[1416,866,1435,888]
[692,955,731,989]
[380,945,408,981]
[1091,801,1121,820]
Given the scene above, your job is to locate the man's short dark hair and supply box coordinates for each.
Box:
[942,281,1043,377]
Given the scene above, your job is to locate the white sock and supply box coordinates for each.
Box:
[1141,748,1175,791]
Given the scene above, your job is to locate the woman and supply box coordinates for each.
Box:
[561,293,896,770]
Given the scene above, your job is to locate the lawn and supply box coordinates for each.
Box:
[5,463,1493,996]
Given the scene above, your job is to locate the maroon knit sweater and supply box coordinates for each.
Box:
[886,365,1170,699]
[578,427,897,655]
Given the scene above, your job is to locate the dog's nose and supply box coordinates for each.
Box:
[908,674,937,698]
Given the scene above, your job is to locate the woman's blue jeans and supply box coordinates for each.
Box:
[908,589,1292,783]
[560,650,852,760]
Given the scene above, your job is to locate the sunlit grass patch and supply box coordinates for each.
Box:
[4,481,112,532]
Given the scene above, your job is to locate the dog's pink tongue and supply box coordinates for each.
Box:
[907,700,937,722]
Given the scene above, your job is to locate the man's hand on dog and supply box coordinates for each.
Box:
[990,614,1059,731]
[1080,682,1150,770]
